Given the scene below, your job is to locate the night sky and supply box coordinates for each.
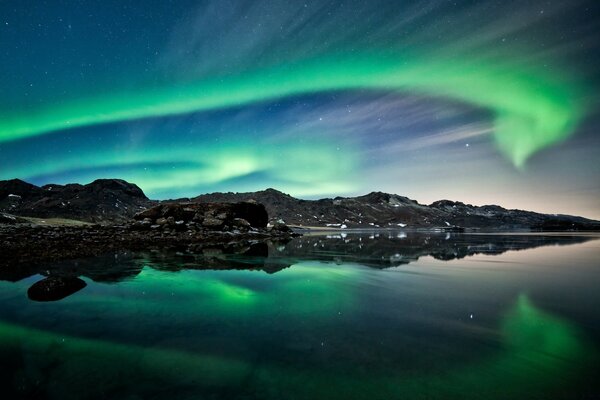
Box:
[1,0,599,218]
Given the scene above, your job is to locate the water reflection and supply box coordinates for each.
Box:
[0,232,598,399]
[1,232,596,302]
[27,276,87,302]
[0,293,594,399]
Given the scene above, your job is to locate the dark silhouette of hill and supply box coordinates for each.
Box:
[0,178,154,222]
[1,179,599,230]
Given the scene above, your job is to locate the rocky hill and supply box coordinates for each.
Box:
[194,188,600,231]
[0,179,154,222]
[1,179,599,230]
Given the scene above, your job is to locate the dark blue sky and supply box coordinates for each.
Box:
[0,0,599,218]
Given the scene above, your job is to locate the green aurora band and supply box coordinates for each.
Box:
[0,53,583,167]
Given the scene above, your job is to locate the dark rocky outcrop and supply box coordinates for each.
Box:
[0,178,43,199]
[0,179,154,222]
[0,214,298,271]
[1,178,599,230]
[133,201,268,230]
[194,189,600,231]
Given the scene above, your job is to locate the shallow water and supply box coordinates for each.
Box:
[1,232,599,399]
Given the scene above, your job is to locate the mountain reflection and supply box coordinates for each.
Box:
[1,232,597,302]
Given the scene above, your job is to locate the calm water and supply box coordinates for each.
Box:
[1,232,599,399]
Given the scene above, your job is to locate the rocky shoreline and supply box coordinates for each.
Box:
[0,223,298,270]
[0,200,299,270]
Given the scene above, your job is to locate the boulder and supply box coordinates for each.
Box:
[215,212,228,220]
[202,217,224,229]
[156,217,168,225]
[135,207,162,221]
[192,212,204,222]
[233,218,251,228]
[229,202,268,228]
[269,221,293,233]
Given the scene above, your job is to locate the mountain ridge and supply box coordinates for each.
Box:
[1,179,599,230]
[0,178,153,222]
[192,188,600,230]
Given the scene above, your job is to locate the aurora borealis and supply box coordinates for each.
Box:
[1,0,599,217]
